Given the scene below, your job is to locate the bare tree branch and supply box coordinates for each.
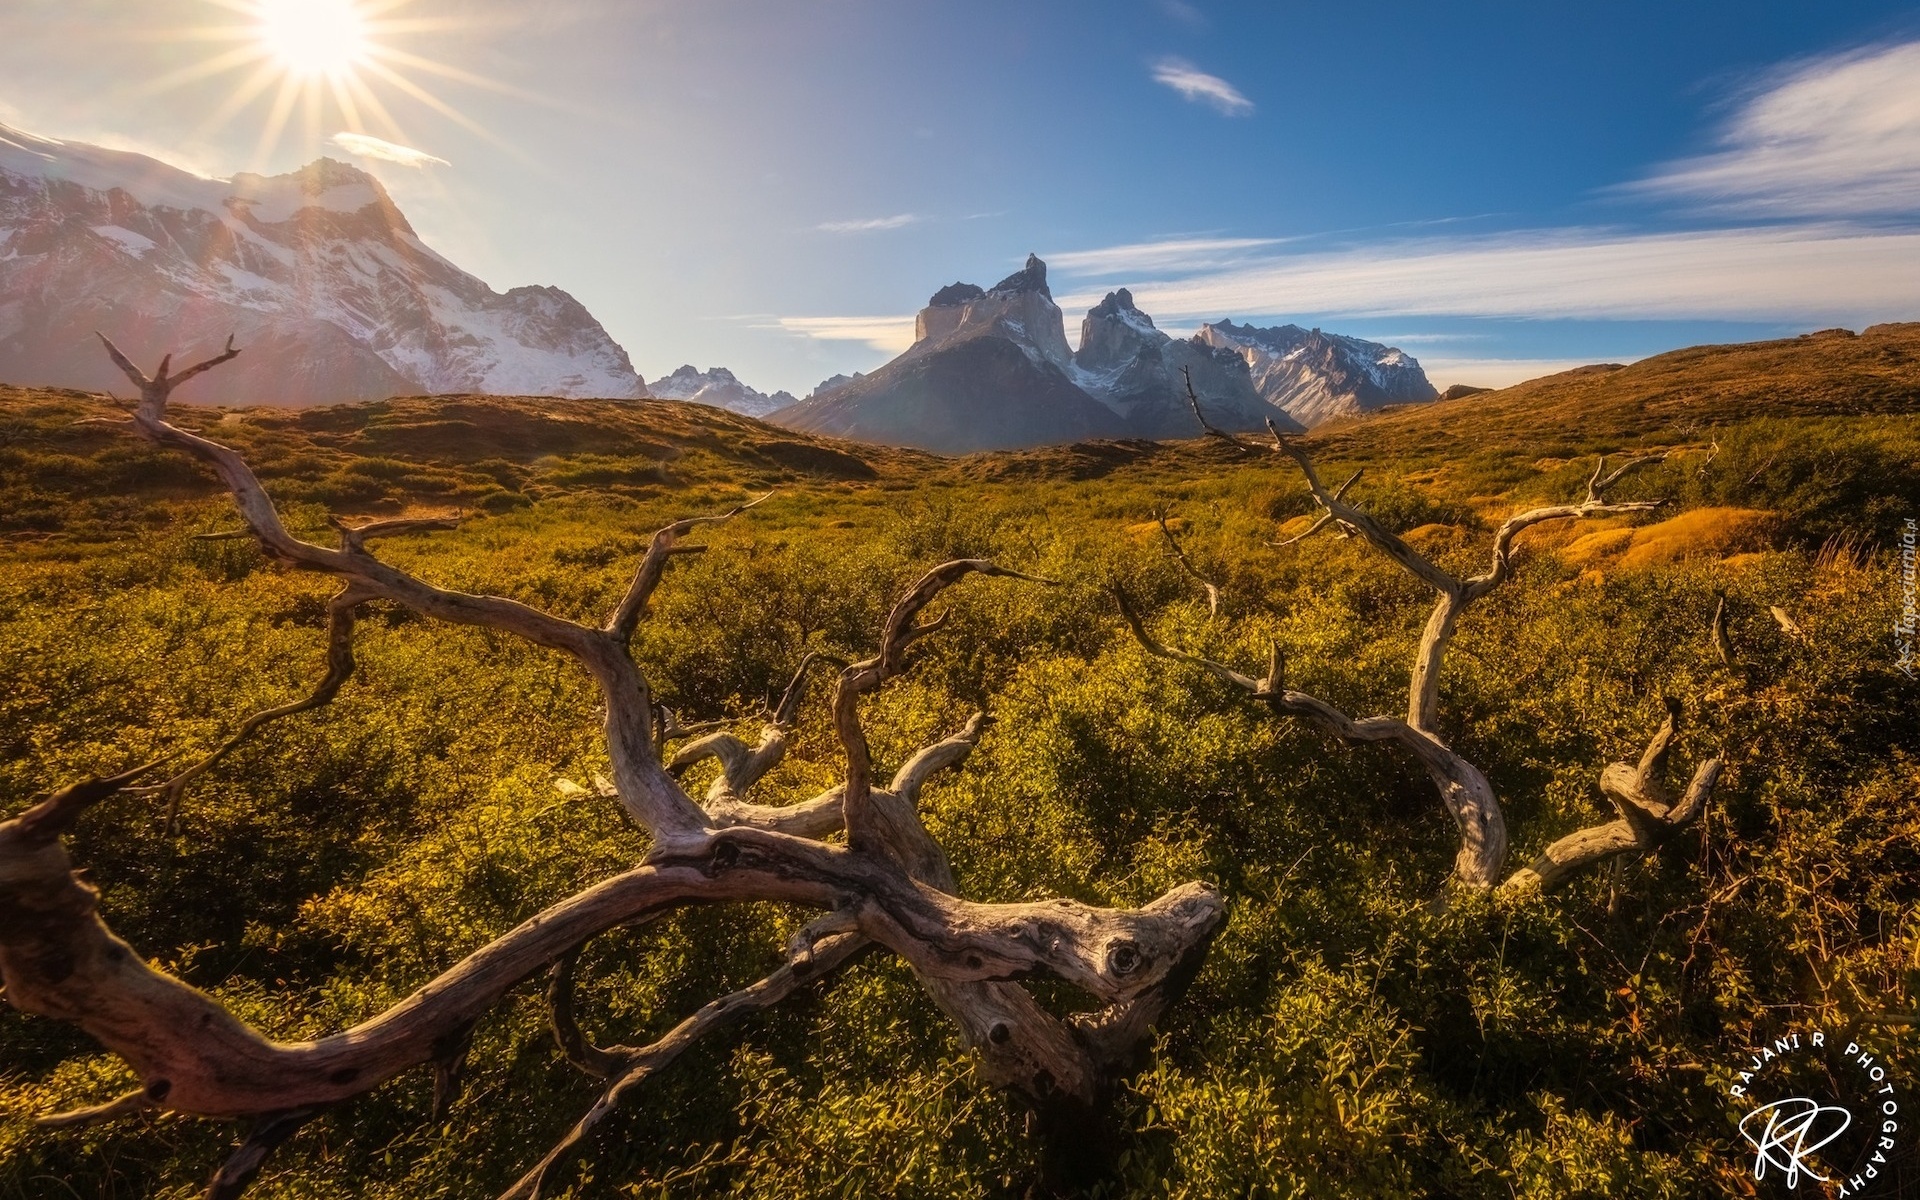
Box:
[607,495,771,642]
[204,1106,320,1200]
[834,560,1055,860]
[1501,700,1723,895]
[1155,510,1222,618]
[501,931,869,1200]
[139,583,375,831]
[1114,583,1508,887]
[35,1089,153,1130]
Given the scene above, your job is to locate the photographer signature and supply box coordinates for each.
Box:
[1740,1097,1854,1188]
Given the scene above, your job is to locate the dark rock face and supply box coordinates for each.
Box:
[808,372,864,400]
[928,282,985,307]
[988,253,1050,298]
[777,335,1119,453]
[0,124,644,406]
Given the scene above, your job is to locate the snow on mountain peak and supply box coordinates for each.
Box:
[0,123,644,405]
[1197,320,1437,427]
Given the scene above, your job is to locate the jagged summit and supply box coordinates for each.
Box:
[0,123,645,405]
[988,252,1050,298]
[647,364,793,418]
[1072,288,1282,439]
[928,282,985,307]
[1086,287,1146,321]
[1198,320,1437,427]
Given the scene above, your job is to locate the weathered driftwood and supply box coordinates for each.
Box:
[0,335,1224,1197]
[1119,373,1723,894]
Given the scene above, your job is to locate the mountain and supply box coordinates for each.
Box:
[808,371,864,400]
[647,364,795,417]
[1071,287,1280,439]
[775,255,1122,453]
[0,124,645,405]
[775,255,1299,453]
[1196,320,1437,428]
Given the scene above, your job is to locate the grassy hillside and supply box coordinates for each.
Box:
[2,329,1918,1198]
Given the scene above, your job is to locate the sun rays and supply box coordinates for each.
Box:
[134,0,513,170]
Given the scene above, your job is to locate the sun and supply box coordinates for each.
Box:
[135,0,528,169]
[257,0,368,79]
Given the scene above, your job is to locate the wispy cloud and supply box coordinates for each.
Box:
[1048,236,1287,275]
[772,315,917,353]
[1621,39,1920,217]
[329,132,449,168]
[1054,224,1920,327]
[1150,58,1253,116]
[817,213,921,233]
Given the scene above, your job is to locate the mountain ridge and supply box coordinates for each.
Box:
[0,123,646,406]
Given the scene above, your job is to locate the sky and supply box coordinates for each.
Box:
[2,0,1919,394]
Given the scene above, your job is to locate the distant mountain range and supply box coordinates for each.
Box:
[773,254,1436,452]
[647,365,795,418]
[0,124,645,405]
[0,124,1438,448]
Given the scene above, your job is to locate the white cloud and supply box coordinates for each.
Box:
[1047,236,1286,275]
[817,213,921,233]
[1150,58,1253,116]
[329,132,449,168]
[1058,224,1920,328]
[1622,40,1920,216]
[772,315,917,354]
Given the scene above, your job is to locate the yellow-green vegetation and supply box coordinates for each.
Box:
[3,324,1919,1198]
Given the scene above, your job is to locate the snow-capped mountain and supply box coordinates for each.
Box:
[1071,288,1288,439]
[777,258,1306,453]
[1196,320,1437,428]
[0,124,646,405]
[647,364,795,417]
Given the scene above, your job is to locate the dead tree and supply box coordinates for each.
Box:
[0,336,1225,1198]
[1116,388,1722,895]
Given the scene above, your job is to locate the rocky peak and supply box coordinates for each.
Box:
[988,253,1050,299]
[1087,287,1145,321]
[1197,320,1437,427]
[909,252,1070,366]
[928,281,985,307]
[810,371,864,399]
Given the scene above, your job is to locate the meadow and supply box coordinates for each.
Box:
[2,324,1918,1198]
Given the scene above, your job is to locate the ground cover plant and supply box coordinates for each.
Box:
[3,324,1918,1197]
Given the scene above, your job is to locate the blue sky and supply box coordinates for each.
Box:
[2,0,1919,393]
